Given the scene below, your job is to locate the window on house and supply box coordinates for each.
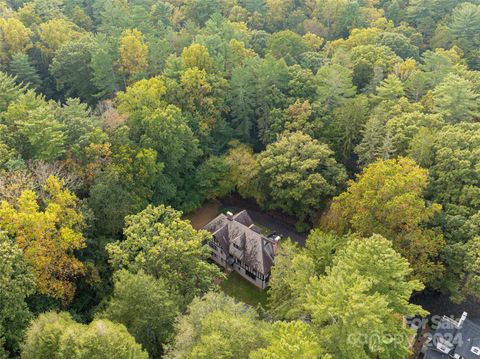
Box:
[245,269,256,280]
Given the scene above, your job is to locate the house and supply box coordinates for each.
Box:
[203,210,278,289]
[423,312,480,359]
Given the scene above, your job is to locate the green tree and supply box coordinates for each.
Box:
[195,155,233,201]
[21,312,148,359]
[250,321,329,359]
[55,98,99,149]
[267,230,349,321]
[0,236,35,357]
[267,239,315,320]
[15,104,66,161]
[355,98,423,166]
[332,234,425,314]
[183,0,220,26]
[260,100,322,145]
[305,235,426,358]
[374,74,405,102]
[386,111,443,156]
[0,71,27,112]
[378,32,419,60]
[329,95,369,163]
[90,36,120,99]
[224,142,264,205]
[8,53,41,88]
[432,74,478,123]
[351,45,400,91]
[227,56,289,143]
[418,50,455,87]
[50,36,99,104]
[258,131,346,228]
[107,205,221,306]
[422,123,480,243]
[305,229,350,275]
[136,105,202,210]
[449,3,480,67]
[321,157,445,285]
[165,292,266,359]
[89,146,161,235]
[315,64,356,112]
[266,30,308,65]
[98,270,178,359]
[450,3,480,43]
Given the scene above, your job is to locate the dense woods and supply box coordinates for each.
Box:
[0,0,479,358]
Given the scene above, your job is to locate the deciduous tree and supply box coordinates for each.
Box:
[321,157,445,285]
[118,29,149,81]
[250,321,328,359]
[98,270,178,359]
[21,312,147,359]
[165,292,266,359]
[258,131,346,228]
[107,205,221,306]
[305,235,426,358]
[0,176,86,303]
[0,236,35,357]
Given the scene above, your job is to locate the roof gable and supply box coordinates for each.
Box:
[203,210,275,275]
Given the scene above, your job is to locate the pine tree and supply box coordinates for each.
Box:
[8,53,41,89]
[374,74,405,102]
[0,72,27,112]
[432,74,478,123]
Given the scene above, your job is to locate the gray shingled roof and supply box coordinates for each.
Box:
[203,210,275,275]
[426,315,480,359]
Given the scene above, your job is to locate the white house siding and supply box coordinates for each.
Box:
[233,263,268,289]
[209,245,268,289]
[209,243,227,268]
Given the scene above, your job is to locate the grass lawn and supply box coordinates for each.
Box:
[220,271,269,309]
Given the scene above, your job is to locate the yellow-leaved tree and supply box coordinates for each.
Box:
[0,17,33,65]
[118,29,149,82]
[0,176,86,304]
[36,18,83,61]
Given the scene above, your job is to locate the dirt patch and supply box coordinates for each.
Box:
[186,199,221,230]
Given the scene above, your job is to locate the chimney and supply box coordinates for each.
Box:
[458,312,468,328]
[273,236,280,256]
[226,211,233,220]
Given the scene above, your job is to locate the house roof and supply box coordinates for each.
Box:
[203,210,275,275]
[426,314,480,359]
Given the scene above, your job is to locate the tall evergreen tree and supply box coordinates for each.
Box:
[8,53,41,88]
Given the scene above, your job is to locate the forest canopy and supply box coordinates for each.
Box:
[0,0,479,358]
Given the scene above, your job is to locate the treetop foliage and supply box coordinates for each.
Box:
[0,0,479,357]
